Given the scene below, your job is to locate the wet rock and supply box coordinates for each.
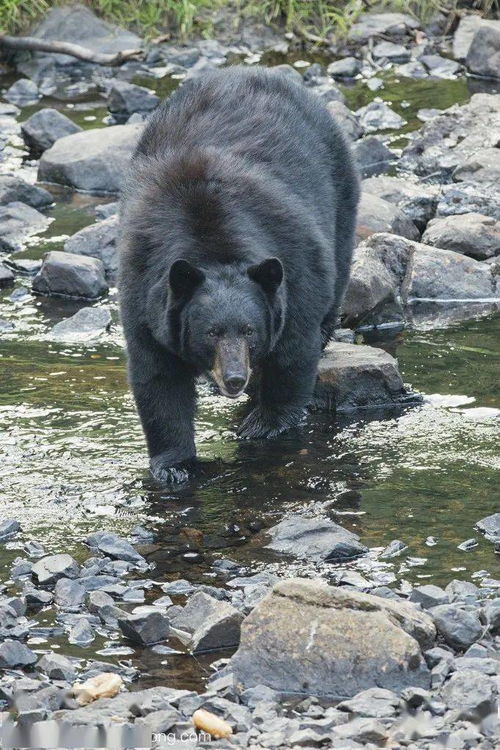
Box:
[50,307,112,341]
[454,147,500,185]
[38,124,143,194]
[32,554,79,586]
[4,79,40,107]
[454,656,499,675]
[326,101,363,140]
[0,519,21,542]
[356,101,406,132]
[457,537,478,551]
[107,80,159,119]
[337,687,400,718]
[380,539,408,558]
[372,41,410,63]
[265,515,368,562]
[5,258,42,277]
[31,4,142,59]
[409,585,448,609]
[37,652,76,682]
[32,251,108,300]
[356,192,420,243]
[94,201,119,220]
[170,592,243,653]
[118,611,170,645]
[309,78,345,105]
[422,214,500,260]
[353,136,396,177]
[441,669,497,721]
[68,618,94,645]
[453,15,500,61]
[231,578,434,697]
[54,578,86,612]
[21,109,81,155]
[327,57,361,78]
[316,342,415,411]
[0,264,15,288]
[362,175,438,230]
[430,604,482,650]
[398,60,429,79]
[0,176,53,209]
[419,54,461,79]
[348,12,420,43]
[445,579,479,604]
[23,585,53,609]
[86,531,145,564]
[0,202,50,253]
[476,512,500,543]
[401,685,431,709]
[64,215,118,277]
[400,94,500,180]
[437,183,500,222]
[466,25,500,80]
[0,640,37,669]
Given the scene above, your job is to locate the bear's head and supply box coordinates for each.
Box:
[166,257,285,398]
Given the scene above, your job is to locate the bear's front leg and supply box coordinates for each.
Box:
[238,330,321,440]
[128,341,196,483]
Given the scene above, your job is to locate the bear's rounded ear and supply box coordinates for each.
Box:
[169,259,205,299]
[247,257,283,295]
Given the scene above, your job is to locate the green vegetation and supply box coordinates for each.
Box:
[0,0,499,40]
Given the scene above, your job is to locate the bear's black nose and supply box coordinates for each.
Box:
[224,375,246,395]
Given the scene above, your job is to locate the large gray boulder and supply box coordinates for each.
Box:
[422,213,500,260]
[0,202,50,252]
[31,4,142,60]
[315,342,416,410]
[64,215,119,278]
[400,94,500,179]
[0,176,53,209]
[32,251,108,300]
[21,108,81,154]
[466,25,500,80]
[453,15,500,61]
[38,124,143,193]
[265,515,368,562]
[231,579,435,698]
[356,192,420,244]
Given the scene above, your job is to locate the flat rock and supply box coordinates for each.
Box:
[265,515,368,562]
[356,101,406,132]
[409,585,448,609]
[372,41,410,63]
[422,213,500,260]
[86,531,144,563]
[50,306,111,341]
[362,175,438,229]
[441,669,497,721]
[466,25,500,80]
[64,215,118,277]
[356,192,420,244]
[327,57,361,78]
[315,342,415,411]
[21,108,81,154]
[31,554,79,586]
[32,251,108,300]
[53,687,185,725]
[352,136,396,177]
[475,512,500,543]
[118,611,170,645]
[0,640,37,669]
[453,146,500,185]
[0,202,50,252]
[230,578,435,698]
[337,687,400,718]
[437,183,500,221]
[0,518,21,541]
[348,13,420,42]
[430,603,482,650]
[453,15,500,60]
[38,124,143,194]
[419,54,461,79]
[4,78,40,106]
[0,176,53,209]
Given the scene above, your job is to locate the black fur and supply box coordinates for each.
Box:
[118,66,360,482]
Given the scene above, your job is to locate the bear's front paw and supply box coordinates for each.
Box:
[237,405,306,440]
[150,455,192,484]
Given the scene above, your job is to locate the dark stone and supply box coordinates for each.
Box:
[265,515,368,562]
[353,137,397,178]
[32,251,108,300]
[64,215,119,278]
[466,25,500,80]
[118,611,170,645]
[0,640,37,669]
[0,176,53,209]
[86,531,145,563]
[327,57,361,79]
[107,80,159,119]
[0,519,21,542]
[21,108,81,155]
[430,604,482,650]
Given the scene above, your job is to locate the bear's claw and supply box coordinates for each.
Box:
[237,405,306,440]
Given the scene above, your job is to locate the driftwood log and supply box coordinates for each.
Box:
[0,34,143,66]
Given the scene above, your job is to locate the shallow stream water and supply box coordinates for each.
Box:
[0,57,499,691]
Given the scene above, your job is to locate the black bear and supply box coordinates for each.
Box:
[119,66,359,482]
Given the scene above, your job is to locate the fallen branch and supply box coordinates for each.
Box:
[0,34,143,66]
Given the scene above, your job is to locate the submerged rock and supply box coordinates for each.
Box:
[50,307,111,341]
[231,578,434,697]
[0,202,50,253]
[422,213,500,260]
[21,108,82,155]
[86,531,145,564]
[64,215,119,278]
[0,176,53,209]
[265,515,368,562]
[38,124,143,194]
[118,611,170,646]
[32,251,108,300]
[0,519,21,542]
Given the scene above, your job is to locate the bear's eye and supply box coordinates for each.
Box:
[243,326,254,336]
[207,328,221,338]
